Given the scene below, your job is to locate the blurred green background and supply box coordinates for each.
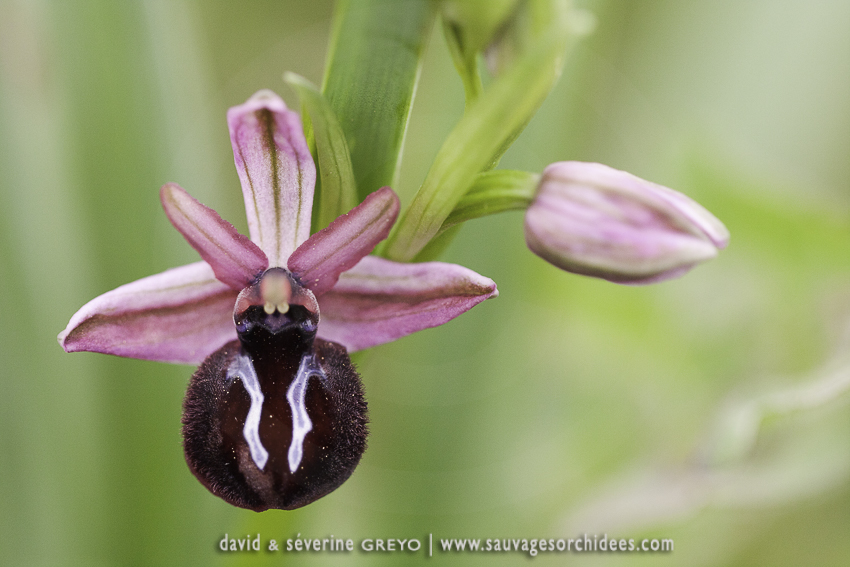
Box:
[2,0,850,565]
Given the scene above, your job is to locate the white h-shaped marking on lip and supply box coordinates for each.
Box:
[286,354,324,473]
[227,353,269,470]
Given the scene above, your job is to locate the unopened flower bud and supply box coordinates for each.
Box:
[442,0,518,57]
[524,161,729,284]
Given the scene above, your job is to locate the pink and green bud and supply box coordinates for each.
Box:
[524,161,729,284]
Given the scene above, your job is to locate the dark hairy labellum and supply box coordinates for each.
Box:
[182,269,368,511]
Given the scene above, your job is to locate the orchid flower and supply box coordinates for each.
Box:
[58,90,498,511]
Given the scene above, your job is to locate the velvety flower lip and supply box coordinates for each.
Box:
[524,161,729,284]
[59,90,498,363]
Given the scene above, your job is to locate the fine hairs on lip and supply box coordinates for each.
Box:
[182,269,368,511]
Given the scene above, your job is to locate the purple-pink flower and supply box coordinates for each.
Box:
[524,161,729,284]
[57,90,497,511]
[58,90,498,364]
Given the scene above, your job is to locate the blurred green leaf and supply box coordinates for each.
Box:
[707,354,850,466]
[321,0,435,202]
[440,0,520,105]
[441,16,484,105]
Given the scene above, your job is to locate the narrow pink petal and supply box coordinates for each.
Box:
[228,90,316,267]
[161,183,268,290]
[58,262,238,364]
[288,187,400,296]
[316,256,498,352]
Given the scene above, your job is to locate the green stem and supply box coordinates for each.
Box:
[383,0,572,262]
[439,169,538,234]
[442,18,484,107]
[412,169,537,261]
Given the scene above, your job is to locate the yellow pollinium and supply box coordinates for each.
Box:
[263,301,290,315]
[260,270,292,315]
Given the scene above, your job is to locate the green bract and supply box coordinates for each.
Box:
[382,0,575,261]
[285,72,357,232]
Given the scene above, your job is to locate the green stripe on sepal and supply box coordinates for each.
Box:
[383,0,574,262]
[321,0,436,202]
[285,72,358,232]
